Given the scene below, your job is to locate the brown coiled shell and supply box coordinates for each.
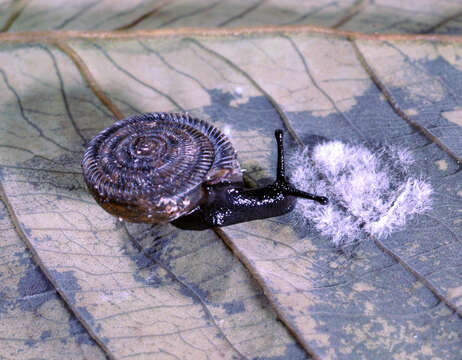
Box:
[81,112,239,223]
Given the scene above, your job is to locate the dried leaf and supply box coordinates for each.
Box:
[1,4,462,359]
[0,41,304,359]
[0,199,106,359]
[0,0,461,33]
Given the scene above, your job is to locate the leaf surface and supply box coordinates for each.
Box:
[189,33,462,358]
[0,198,106,359]
[0,41,305,359]
[1,0,462,33]
[336,0,462,34]
[0,7,462,360]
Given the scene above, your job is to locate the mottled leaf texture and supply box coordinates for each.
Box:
[1,0,462,33]
[1,2,462,359]
[0,43,305,359]
[0,199,106,359]
[197,34,462,358]
[0,29,461,360]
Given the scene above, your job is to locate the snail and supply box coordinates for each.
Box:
[81,112,328,230]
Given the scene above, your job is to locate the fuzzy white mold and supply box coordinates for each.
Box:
[290,141,432,248]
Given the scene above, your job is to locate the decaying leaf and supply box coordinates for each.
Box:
[1,0,462,33]
[1,2,462,359]
[0,199,106,359]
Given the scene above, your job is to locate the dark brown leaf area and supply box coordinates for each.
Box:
[0,2,462,360]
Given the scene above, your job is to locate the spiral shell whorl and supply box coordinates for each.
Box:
[82,112,238,223]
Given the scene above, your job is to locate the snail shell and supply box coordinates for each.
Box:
[81,112,240,223]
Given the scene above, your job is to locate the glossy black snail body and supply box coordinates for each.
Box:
[82,112,328,230]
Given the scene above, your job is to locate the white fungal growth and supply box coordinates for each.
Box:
[289,141,432,248]
[234,86,243,96]
[223,124,232,137]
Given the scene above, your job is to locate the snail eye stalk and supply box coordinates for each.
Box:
[274,129,328,205]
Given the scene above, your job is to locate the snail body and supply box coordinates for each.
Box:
[82,113,327,230]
